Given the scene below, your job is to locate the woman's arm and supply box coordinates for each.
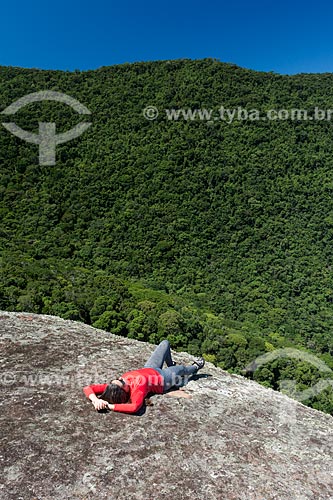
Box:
[112,389,144,414]
[83,384,110,411]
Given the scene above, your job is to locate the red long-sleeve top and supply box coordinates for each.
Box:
[83,368,164,414]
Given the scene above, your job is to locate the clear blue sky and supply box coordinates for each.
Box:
[1,0,333,75]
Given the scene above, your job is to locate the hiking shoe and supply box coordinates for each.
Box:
[192,357,205,370]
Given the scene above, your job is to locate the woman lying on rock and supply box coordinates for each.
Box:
[83,339,205,414]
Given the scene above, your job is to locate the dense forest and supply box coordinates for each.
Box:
[1,59,333,414]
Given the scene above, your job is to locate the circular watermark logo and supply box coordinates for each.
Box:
[245,348,333,402]
[1,90,92,166]
[143,105,159,121]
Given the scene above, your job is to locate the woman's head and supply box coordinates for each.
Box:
[99,380,130,404]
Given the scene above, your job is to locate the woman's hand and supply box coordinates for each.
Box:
[93,398,110,411]
[88,393,114,411]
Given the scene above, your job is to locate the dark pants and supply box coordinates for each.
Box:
[144,340,198,392]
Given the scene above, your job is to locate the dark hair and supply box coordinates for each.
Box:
[99,383,129,404]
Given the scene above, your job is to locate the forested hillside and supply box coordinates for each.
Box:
[1,59,333,413]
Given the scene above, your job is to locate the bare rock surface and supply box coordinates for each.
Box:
[1,311,332,500]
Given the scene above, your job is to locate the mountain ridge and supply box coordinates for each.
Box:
[1,58,333,414]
